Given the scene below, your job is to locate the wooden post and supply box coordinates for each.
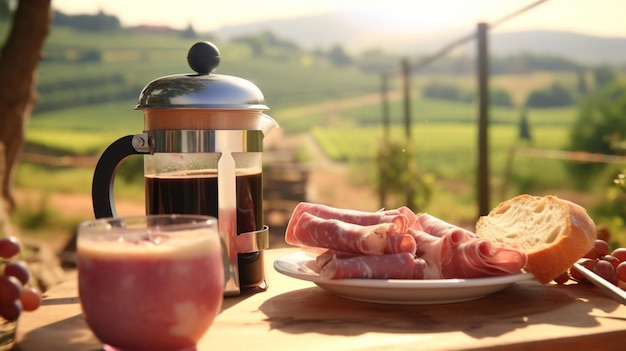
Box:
[477,22,490,216]
[402,59,411,141]
[381,72,390,140]
[378,72,390,208]
[401,59,416,209]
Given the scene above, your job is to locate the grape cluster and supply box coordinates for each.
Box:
[553,239,626,290]
[0,236,41,321]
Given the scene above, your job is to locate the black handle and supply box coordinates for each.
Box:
[92,135,147,218]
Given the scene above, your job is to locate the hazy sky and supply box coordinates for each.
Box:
[52,0,626,37]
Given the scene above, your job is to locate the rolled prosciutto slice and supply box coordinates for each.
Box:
[285,202,410,242]
[314,250,356,272]
[411,229,526,279]
[314,244,421,272]
[440,230,527,278]
[385,233,417,255]
[287,212,391,255]
[319,252,423,279]
[415,212,478,239]
[395,206,420,230]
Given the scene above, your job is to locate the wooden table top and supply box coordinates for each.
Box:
[16,248,626,351]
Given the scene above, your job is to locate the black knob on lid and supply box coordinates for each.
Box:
[187,41,221,74]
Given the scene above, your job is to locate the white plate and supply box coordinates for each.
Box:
[273,251,534,305]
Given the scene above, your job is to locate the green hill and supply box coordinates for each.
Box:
[27,24,588,157]
[36,26,380,116]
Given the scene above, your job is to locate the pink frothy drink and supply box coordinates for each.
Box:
[77,215,224,351]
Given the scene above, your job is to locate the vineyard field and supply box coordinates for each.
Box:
[311,123,572,189]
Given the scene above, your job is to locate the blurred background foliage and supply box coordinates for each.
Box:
[2,7,626,248]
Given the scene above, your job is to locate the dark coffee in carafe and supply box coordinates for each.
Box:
[145,171,265,288]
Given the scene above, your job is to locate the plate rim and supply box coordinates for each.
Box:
[273,251,535,289]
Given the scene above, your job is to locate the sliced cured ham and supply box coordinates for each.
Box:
[286,202,410,241]
[442,236,527,278]
[285,203,418,255]
[385,234,417,255]
[314,250,356,272]
[284,202,527,280]
[287,212,391,255]
[415,212,477,238]
[318,252,424,279]
[410,229,526,279]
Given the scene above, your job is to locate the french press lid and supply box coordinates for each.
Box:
[136,41,269,111]
[135,42,276,133]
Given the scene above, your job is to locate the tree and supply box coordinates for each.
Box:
[566,82,626,185]
[577,70,588,95]
[0,0,51,218]
[180,23,197,39]
[52,9,121,31]
[422,82,471,103]
[525,83,574,108]
[376,140,432,212]
[518,107,532,141]
[1,2,67,293]
[491,88,514,107]
[231,31,299,58]
[327,45,352,66]
[593,65,616,88]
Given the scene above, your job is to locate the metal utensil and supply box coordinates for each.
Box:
[573,262,626,305]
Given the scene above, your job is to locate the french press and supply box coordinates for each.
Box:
[91,41,278,296]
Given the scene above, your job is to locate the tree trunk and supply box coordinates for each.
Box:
[0,142,17,237]
[0,0,51,213]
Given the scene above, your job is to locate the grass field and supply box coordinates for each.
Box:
[311,122,574,199]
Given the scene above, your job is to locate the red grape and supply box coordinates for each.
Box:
[19,287,41,312]
[612,248,626,263]
[0,275,22,305]
[0,237,42,321]
[596,240,611,256]
[0,300,22,321]
[571,258,596,282]
[4,261,30,285]
[616,261,626,283]
[594,259,618,285]
[600,255,621,269]
[561,245,626,292]
[0,237,20,259]
[584,239,610,259]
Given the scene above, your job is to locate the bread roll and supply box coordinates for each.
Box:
[475,194,596,284]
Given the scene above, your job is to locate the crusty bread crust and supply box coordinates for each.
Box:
[476,194,596,284]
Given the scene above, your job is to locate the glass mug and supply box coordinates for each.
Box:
[77,215,225,351]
